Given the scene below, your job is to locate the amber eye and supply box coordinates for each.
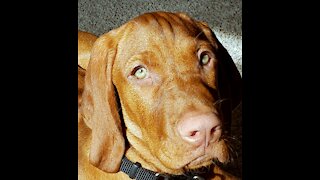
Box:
[199,52,211,66]
[132,66,148,79]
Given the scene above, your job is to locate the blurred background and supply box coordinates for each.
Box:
[78,0,242,177]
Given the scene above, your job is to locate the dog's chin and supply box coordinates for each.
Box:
[185,155,213,170]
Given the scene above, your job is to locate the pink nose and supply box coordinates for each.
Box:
[177,112,222,147]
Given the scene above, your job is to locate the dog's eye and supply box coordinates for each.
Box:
[199,52,211,66]
[132,66,148,79]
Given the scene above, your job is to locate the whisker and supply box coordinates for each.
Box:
[193,31,204,44]
[212,98,228,107]
[219,134,242,177]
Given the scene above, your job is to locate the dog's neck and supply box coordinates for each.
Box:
[79,119,220,179]
[124,136,215,179]
[120,156,212,180]
[125,138,179,174]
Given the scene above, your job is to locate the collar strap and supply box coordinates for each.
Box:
[120,156,207,180]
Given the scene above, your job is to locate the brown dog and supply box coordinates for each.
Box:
[78,11,242,180]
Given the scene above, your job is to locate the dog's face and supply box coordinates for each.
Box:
[82,11,241,174]
[113,13,231,172]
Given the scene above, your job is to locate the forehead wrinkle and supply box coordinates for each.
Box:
[156,12,190,31]
[158,18,175,43]
[140,13,176,46]
[166,12,200,37]
[132,13,203,45]
[125,13,205,76]
[133,13,198,45]
[130,12,205,45]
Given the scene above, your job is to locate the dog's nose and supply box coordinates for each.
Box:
[177,112,222,147]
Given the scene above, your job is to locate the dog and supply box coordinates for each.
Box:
[78,11,242,180]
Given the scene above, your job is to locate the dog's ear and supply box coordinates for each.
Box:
[78,65,86,123]
[80,28,125,173]
[196,21,242,134]
[78,31,97,69]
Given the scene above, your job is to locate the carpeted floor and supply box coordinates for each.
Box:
[78,0,242,178]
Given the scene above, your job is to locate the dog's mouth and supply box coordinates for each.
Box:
[186,155,213,169]
[182,139,230,171]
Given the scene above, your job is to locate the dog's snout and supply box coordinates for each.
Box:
[177,112,222,147]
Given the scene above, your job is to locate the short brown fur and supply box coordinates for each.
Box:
[78,12,241,180]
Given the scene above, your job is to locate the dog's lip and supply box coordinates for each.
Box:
[185,154,213,169]
[180,140,217,169]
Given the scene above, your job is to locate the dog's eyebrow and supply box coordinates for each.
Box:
[125,51,157,67]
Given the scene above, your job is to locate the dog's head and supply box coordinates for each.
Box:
[81,11,241,174]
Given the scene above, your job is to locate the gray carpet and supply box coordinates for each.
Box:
[78,0,242,177]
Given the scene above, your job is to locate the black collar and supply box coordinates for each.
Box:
[120,156,212,180]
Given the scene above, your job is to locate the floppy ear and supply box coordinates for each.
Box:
[197,21,242,134]
[78,65,86,123]
[80,30,125,173]
[78,31,97,69]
